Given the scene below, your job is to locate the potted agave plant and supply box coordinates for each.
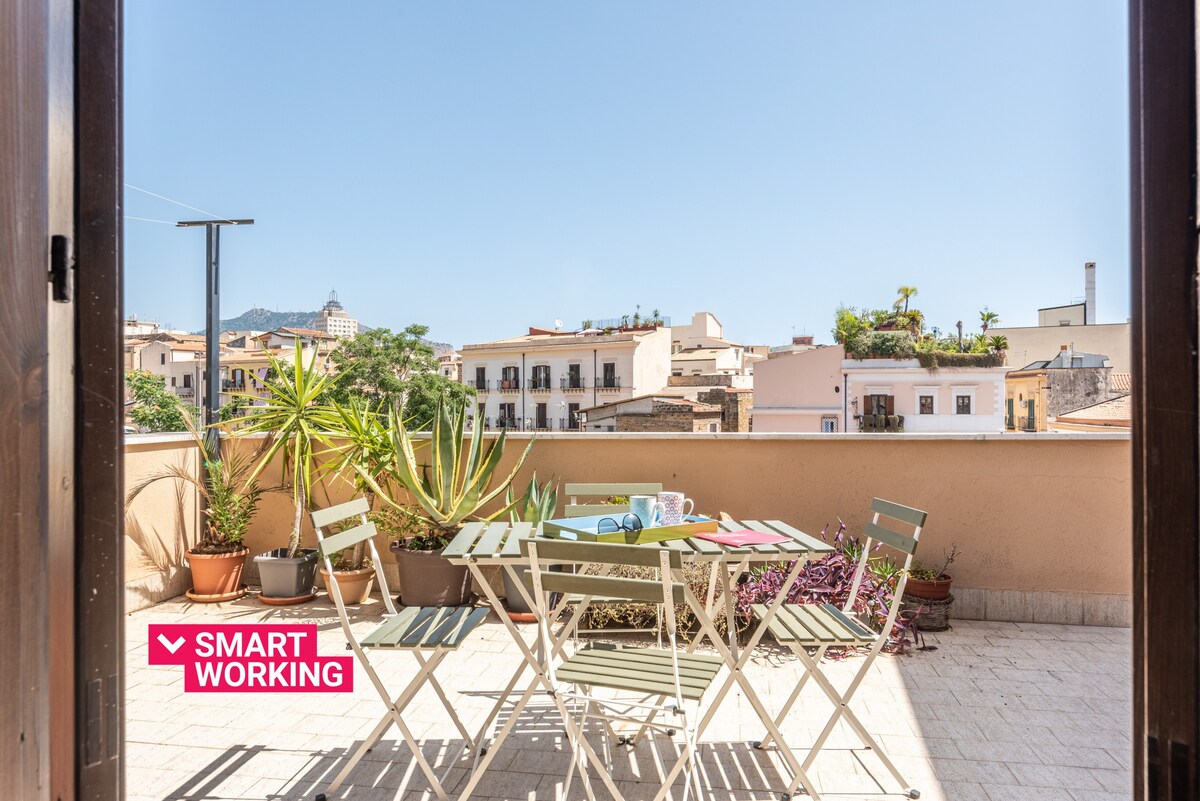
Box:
[501,474,558,617]
[125,420,262,601]
[362,395,531,606]
[232,340,340,605]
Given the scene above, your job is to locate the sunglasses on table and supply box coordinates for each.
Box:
[596,513,644,534]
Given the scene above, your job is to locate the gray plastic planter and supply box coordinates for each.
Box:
[254,548,319,599]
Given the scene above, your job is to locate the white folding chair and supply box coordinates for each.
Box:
[750,497,928,800]
[525,538,724,801]
[310,498,490,801]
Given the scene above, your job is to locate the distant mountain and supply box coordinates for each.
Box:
[213,307,456,355]
[219,307,321,333]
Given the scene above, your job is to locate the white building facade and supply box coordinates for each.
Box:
[459,326,672,430]
[844,359,1009,433]
[312,292,359,338]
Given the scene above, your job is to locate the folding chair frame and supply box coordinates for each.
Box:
[753,498,927,800]
[527,540,712,801]
[310,499,489,801]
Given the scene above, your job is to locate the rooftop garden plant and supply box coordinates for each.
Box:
[835,288,1006,367]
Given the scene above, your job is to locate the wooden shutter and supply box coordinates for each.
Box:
[885,395,896,416]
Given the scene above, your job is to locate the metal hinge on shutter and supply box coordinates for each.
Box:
[48,234,74,302]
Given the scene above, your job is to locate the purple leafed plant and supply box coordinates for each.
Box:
[735,520,921,654]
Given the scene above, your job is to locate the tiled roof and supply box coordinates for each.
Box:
[1056,394,1132,426]
[1110,372,1131,392]
[671,348,730,361]
[275,327,334,338]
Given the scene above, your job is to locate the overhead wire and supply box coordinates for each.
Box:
[123,182,238,224]
[124,215,176,225]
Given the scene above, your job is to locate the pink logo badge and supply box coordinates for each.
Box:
[148,624,353,692]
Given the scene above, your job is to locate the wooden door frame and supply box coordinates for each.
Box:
[1130,1,1199,799]
[13,0,1196,798]
[75,0,125,798]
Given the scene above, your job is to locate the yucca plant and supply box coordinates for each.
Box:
[320,398,399,570]
[230,340,341,558]
[506,473,558,526]
[365,395,532,550]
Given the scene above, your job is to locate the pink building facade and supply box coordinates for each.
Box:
[751,346,1009,433]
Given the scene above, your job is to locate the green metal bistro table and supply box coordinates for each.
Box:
[441,518,835,801]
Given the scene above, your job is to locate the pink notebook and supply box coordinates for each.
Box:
[695,528,790,547]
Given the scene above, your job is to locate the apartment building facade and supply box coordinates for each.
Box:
[751,344,1009,433]
[459,325,671,430]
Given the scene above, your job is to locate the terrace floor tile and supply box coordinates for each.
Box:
[125,594,1132,801]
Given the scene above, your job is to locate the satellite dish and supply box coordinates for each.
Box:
[554,319,563,330]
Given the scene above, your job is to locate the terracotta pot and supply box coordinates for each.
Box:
[390,542,471,606]
[321,566,375,605]
[906,574,953,601]
[187,548,248,596]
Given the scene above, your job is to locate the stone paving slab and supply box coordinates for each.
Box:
[126,594,1132,801]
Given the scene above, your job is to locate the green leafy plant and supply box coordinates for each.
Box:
[230,340,341,558]
[125,370,197,432]
[125,420,262,554]
[364,395,533,550]
[320,398,397,570]
[896,284,919,312]
[324,325,475,430]
[507,473,558,525]
[847,331,917,360]
[909,544,959,581]
[915,350,1004,370]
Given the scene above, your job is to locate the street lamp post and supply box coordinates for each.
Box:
[176,218,254,454]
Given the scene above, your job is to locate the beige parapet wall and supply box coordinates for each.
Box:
[124,431,1132,625]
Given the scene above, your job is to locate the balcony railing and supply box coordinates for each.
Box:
[176,387,195,398]
[221,380,245,392]
[529,377,553,392]
[858,414,905,433]
[1018,416,1036,432]
[470,379,489,392]
[496,417,521,429]
[561,376,586,391]
[557,417,581,431]
[597,376,622,392]
[497,379,520,393]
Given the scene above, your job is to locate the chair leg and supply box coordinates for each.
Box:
[552,690,627,801]
[789,641,917,797]
[414,650,477,750]
[325,652,451,800]
[755,644,829,750]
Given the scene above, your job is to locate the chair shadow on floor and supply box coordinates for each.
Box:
[158,697,804,801]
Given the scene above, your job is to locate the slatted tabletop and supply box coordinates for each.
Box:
[442,518,835,564]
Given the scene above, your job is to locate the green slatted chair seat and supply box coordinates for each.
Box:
[556,643,724,701]
[752,602,878,646]
[359,606,491,651]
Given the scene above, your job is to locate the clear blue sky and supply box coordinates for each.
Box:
[124,2,1129,347]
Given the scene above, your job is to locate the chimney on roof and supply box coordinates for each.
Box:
[1060,344,1072,365]
[1084,262,1096,324]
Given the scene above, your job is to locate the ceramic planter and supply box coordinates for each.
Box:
[320,565,375,605]
[905,574,953,601]
[187,548,248,596]
[390,542,471,606]
[254,548,319,600]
